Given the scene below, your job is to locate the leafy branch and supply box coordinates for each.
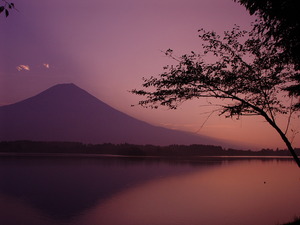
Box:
[132,25,300,167]
[0,0,15,17]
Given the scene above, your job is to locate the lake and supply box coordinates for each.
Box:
[0,155,299,225]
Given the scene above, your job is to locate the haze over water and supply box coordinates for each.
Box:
[0,156,299,225]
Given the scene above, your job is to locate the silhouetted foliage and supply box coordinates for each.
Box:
[0,1,15,17]
[132,25,300,167]
[282,216,300,225]
[1,141,299,157]
[235,0,300,108]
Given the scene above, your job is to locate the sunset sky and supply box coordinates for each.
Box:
[0,0,299,149]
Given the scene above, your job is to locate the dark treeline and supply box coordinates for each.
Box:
[0,140,299,157]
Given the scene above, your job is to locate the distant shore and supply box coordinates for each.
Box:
[0,152,294,159]
[0,140,299,158]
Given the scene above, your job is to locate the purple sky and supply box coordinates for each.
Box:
[1,0,299,149]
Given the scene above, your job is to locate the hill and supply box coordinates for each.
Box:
[0,83,223,146]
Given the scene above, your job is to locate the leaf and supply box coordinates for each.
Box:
[5,9,9,17]
[0,6,4,13]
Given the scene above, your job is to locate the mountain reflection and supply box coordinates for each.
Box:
[0,156,299,225]
[0,156,220,222]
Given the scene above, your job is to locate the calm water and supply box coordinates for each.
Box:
[0,155,299,225]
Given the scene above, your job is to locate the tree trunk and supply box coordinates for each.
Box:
[274,125,300,168]
[262,112,300,168]
[235,97,300,167]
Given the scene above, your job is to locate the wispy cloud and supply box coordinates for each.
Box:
[16,65,30,71]
[43,63,50,69]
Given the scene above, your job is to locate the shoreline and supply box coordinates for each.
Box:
[0,152,294,160]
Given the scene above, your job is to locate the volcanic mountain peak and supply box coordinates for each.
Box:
[16,83,101,106]
[0,83,223,146]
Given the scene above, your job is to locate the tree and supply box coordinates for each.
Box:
[0,0,15,17]
[234,0,300,108]
[131,25,300,167]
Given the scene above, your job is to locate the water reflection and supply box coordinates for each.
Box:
[0,156,219,223]
[0,156,299,225]
[73,159,300,225]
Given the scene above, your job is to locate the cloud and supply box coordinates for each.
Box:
[16,65,30,71]
[43,63,50,69]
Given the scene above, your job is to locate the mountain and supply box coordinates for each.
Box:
[0,83,222,146]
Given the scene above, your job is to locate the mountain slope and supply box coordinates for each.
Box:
[0,83,222,145]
